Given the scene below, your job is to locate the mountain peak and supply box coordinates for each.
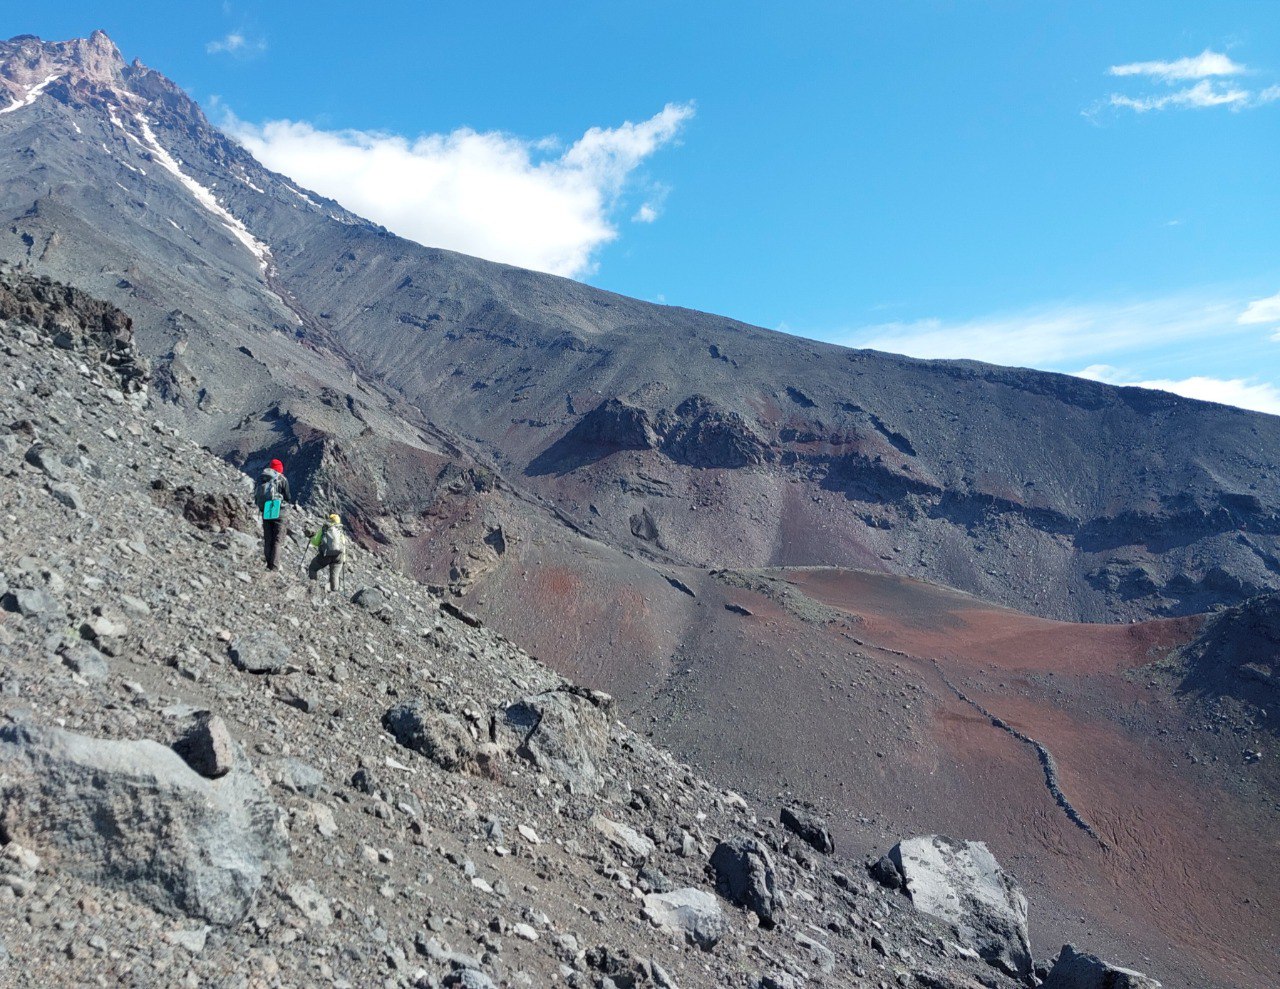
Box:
[0,31,126,103]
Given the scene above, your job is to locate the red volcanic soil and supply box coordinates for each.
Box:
[469,552,1277,988]
[784,567,1276,989]
[788,567,1201,675]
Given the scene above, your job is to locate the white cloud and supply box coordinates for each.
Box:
[846,295,1242,368]
[1109,79,1251,112]
[1076,365,1280,415]
[1108,50,1244,81]
[206,31,266,57]
[632,203,659,223]
[1101,49,1278,114]
[1240,291,1280,325]
[228,103,693,278]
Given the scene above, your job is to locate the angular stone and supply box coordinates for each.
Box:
[886,835,1031,978]
[493,687,612,793]
[780,805,834,854]
[710,837,784,928]
[24,444,67,481]
[1042,944,1161,989]
[229,630,291,674]
[0,718,287,926]
[643,888,728,950]
[383,699,476,771]
[172,711,235,779]
[592,815,655,863]
[2,587,59,618]
[49,483,84,511]
[286,882,333,926]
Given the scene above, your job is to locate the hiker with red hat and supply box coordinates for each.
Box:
[253,457,292,571]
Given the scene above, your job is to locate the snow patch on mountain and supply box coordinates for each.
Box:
[0,73,61,114]
[133,113,271,271]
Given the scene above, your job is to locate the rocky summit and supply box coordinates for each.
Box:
[0,28,1275,989]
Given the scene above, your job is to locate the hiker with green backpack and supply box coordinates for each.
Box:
[308,513,347,592]
[253,458,292,571]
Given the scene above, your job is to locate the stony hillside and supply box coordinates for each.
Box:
[0,269,1176,988]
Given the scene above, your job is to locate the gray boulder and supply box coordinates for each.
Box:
[879,835,1031,977]
[710,837,784,928]
[1042,944,1161,988]
[0,717,287,926]
[229,630,291,674]
[493,687,612,793]
[642,888,729,949]
[383,699,476,772]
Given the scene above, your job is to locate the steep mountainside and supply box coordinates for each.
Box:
[0,263,1166,989]
[2,32,1280,627]
[1,32,1278,989]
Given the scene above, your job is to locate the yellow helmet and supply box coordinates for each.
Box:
[328,513,341,524]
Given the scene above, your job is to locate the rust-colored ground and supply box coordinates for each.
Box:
[465,547,1277,988]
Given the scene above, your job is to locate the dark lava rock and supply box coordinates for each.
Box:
[710,837,784,928]
[780,804,834,854]
[1042,944,1161,988]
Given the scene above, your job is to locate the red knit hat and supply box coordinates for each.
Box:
[270,459,284,473]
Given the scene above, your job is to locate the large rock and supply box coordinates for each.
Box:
[780,805,834,854]
[710,837,784,928]
[642,888,729,949]
[877,835,1031,977]
[229,630,291,674]
[493,687,612,793]
[1042,944,1161,989]
[383,699,476,772]
[0,717,287,925]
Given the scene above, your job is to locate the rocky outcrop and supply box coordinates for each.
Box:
[872,835,1032,978]
[492,687,613,793]
[658,396,770,469]
[0,263,149,395]
[531,395,770,473]
[1042,944,1161,988]
[710,837,784,928]
[0,716,286,925]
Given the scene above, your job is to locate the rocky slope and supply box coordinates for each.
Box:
[0,267,1171,989]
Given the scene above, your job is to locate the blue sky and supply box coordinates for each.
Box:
[18,2,1280,411]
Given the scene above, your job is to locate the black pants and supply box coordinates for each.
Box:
[262,518,286,570]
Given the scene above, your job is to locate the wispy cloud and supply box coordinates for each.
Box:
[833,292,1280,415]
[845,295,1243,368]
[1098,48,1277,114]
[1109,79,1251,113]
[227,103,693,278]
[1239,291,1280,326]
[206,31,267,58]
[1108,49,1244,82]
[1076,365,1280,416]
